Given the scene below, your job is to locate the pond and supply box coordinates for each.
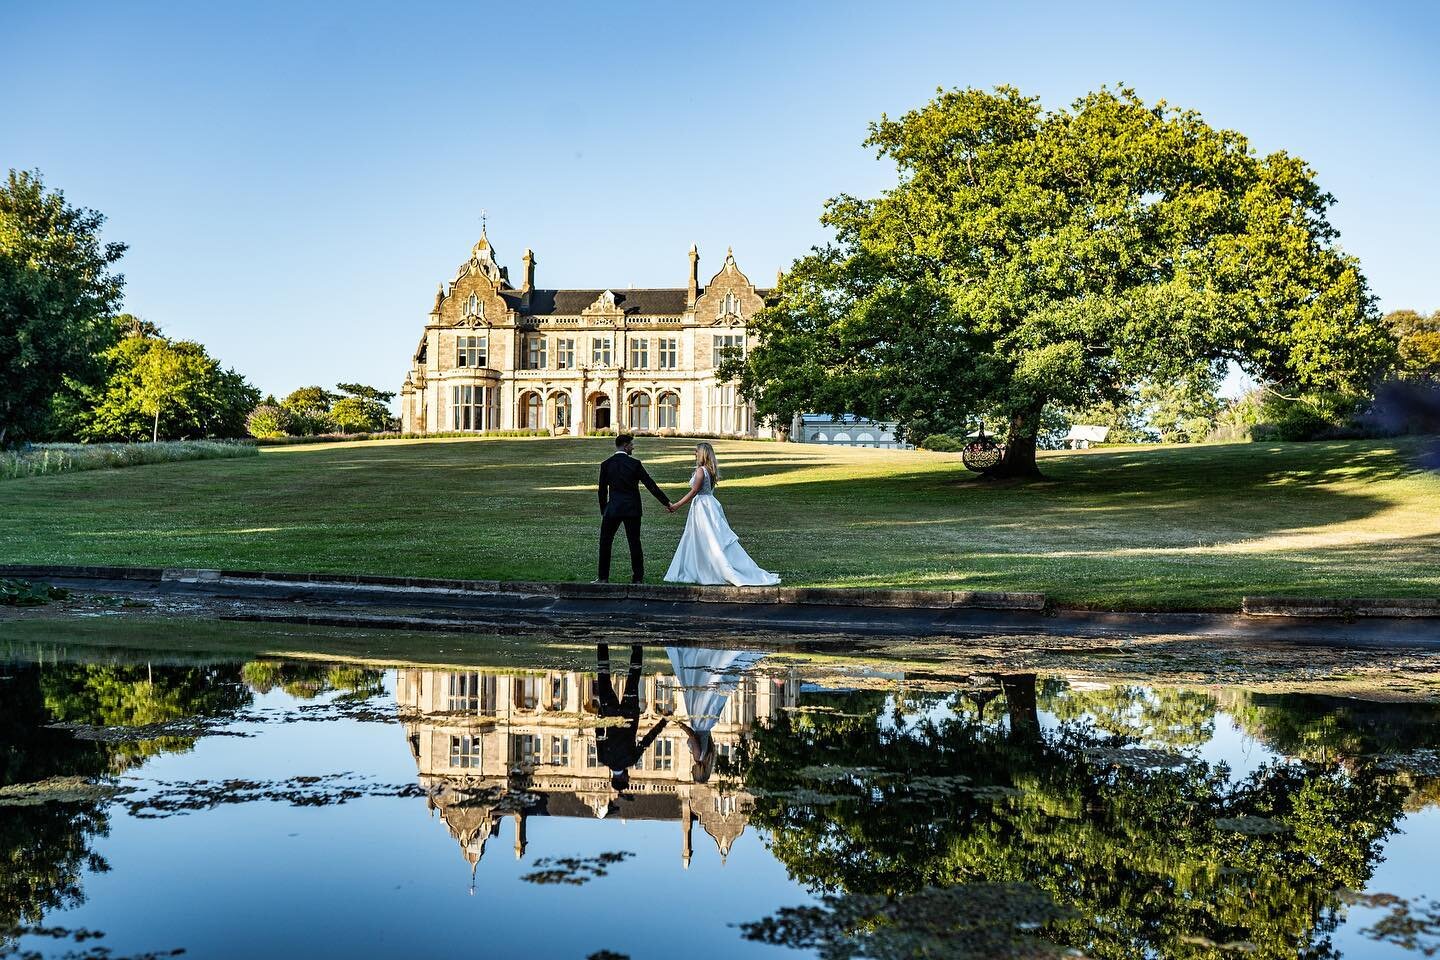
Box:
[2,616,1439,959]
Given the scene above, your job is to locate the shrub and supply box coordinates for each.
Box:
[285,407,338,436]
[1,440,258,480]
[245,404,292,439]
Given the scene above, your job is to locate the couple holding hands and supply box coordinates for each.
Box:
[596,434,780,587]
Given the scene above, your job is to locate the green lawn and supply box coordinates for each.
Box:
[2,435,1437,610]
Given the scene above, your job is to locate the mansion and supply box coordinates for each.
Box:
[399,229,775,437]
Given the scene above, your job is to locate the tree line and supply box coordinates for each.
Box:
[1,169,395,445]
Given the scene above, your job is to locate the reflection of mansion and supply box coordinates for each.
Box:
[396,663,798,871]
[399,229,777,437]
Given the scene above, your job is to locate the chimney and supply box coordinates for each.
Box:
[687,244,699,307]
[520,248,535,308]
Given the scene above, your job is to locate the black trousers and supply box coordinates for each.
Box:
[599,514,644,582]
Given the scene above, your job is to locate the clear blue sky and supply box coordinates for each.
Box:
[5,0,1436,399]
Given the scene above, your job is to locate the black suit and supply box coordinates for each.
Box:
[597,450,672,582]
[595,643,667,772]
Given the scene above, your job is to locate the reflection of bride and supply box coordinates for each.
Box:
[665,646,765,782]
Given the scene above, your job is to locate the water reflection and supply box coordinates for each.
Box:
[396,645,798,873]
[2,646,1439,959]
[742,673,1425,958]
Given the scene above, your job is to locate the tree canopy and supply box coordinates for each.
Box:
[1385,309,1440,380]
[734,86,1395,476]
[78,325,259,441]
[0,169,126,445]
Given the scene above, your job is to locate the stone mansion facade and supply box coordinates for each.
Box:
[399,229,774,437]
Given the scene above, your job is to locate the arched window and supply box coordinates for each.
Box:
[552,394,571,429]
[628,392,651,431]
[814,433,828,443]
[833,432,851,443]
[464,292,483,320]
[858,432,875,445]
[520,392,542,429]
[657,392,679,430]
[717,292,741,319]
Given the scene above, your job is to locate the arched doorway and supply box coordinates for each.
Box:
[518,391,543,430]
[550,392,571,431]
[589,393,612,432]
[628,392,651,431]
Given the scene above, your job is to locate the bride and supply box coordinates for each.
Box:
[664,442,780,586]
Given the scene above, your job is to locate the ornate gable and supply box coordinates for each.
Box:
[694,248,764,325]
[580,289,623,322]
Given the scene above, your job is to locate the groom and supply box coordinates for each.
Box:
[596,434,674,583]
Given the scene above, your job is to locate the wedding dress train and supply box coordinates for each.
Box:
[664,468,780,586]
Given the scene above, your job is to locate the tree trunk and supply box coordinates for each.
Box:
[997,673,1041,745]
[985,402,1046,480]
[152,410,160,443]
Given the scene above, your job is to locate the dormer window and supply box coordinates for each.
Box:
[463,292,484,321]
[717,292,741,319]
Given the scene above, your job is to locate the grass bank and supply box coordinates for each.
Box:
[0,435,1436,609]
[1,440,257,480]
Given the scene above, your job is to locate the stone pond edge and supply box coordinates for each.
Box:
[0,563,1046,612]
[5,565,1438,618]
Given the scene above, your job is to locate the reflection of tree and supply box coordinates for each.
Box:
[744,676,1407,959]
[241,661,386,700]
[1,666,112,935]
[40,664,252,763]
[1225,691,1440,762]
[1040,681,1217,750]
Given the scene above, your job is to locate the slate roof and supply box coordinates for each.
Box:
[500,287,776,317]
[503,288,691,317]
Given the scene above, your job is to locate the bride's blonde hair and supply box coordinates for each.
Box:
[695,442,719,484]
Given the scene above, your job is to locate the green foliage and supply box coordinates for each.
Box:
[1386,309,1440,380]
[0,170,126,445]
[329,395,391,433]
[334,382,395,403]
[244,403,291,439]
[0,440,257,481]
[1142,371,1224,443]
[78,329,259,441]
[737,86,1395,478]
[281,386,338,413]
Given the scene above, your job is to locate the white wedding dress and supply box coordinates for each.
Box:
[664,468,781,586]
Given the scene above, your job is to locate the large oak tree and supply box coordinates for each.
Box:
[735,87,1394,477]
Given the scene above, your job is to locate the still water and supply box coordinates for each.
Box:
[3,626,1439,959]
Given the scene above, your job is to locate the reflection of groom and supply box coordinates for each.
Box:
[596,434,673,584]
[595,642,669,791]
